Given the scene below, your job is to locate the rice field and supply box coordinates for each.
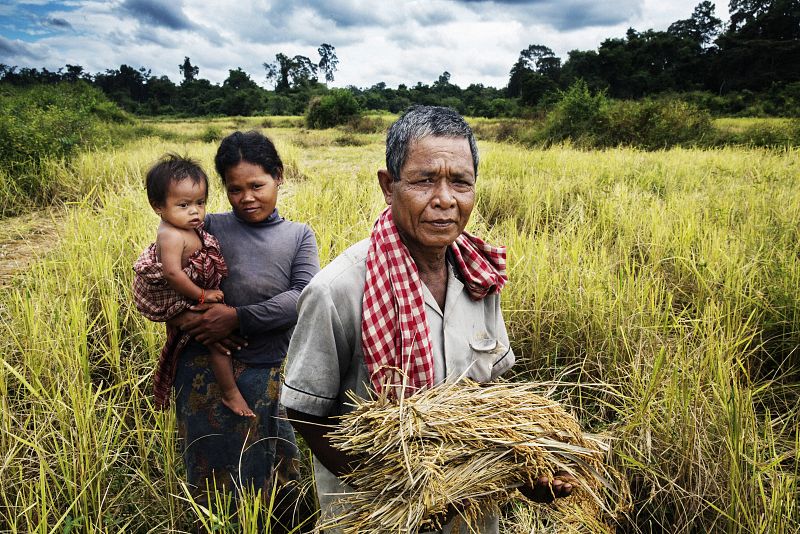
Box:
[0,119,797,533]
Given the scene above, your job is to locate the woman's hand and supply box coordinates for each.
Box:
[519,471,578,503]
[168,306,246,354]
[182,303,239,343]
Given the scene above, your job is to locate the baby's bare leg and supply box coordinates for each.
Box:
[209,348,255,417]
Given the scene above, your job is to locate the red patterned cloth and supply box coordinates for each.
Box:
[132,227,228,409]
[361,207,507,397]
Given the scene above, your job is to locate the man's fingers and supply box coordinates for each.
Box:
[552,471,576,497]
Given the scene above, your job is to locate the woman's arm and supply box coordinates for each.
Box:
[235,227,320,335]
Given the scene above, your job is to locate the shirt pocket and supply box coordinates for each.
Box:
[467,334,509,383]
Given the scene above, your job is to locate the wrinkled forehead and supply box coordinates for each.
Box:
[402,135,474,169]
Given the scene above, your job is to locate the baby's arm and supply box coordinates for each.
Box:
[158,228,206,302]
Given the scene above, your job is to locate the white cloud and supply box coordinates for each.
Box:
[2,0,721,88]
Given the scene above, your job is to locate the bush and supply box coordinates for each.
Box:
[199,125,223,143]
[603,99,714,149]
[536,83,713,149]
[0,82,129,215]
[305,89,362,129]
[538,80,609,146]
[342,115,391,134]
[713,119,800,147]
[0,82,124,176]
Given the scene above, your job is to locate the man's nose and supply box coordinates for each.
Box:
[432,180,456,208]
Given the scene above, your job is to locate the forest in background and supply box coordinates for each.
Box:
[2,0,799,118]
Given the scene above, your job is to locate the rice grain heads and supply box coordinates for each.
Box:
[322,380,629,533]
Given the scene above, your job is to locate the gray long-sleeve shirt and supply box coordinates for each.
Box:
[183,209,320,366]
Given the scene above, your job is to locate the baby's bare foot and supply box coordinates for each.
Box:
[221,390,256,417]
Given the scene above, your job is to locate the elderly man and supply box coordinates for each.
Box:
[283,106,573,533]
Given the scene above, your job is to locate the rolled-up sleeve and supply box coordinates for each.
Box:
[282,281,352,417]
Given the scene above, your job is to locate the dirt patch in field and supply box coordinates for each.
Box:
[0,211,61,288]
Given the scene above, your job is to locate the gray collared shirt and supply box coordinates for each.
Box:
[283,238,515,533]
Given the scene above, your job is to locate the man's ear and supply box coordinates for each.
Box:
[377,169,393,205]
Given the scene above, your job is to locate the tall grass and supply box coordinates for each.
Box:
[0,125,797,532]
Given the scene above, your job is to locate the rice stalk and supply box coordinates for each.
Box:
[323,380,630,533]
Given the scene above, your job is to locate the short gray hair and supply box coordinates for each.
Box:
[385,105,479,181]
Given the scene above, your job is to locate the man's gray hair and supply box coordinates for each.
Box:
[385,105,479,181]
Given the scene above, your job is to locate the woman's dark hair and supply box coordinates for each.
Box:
[146,153,208,207]
[214,130,283,183]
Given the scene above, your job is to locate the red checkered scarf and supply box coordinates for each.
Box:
[361,207,507,397]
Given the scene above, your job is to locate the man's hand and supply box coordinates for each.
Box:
[519,471,578,503]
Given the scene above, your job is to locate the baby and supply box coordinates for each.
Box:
[132,154,254,417]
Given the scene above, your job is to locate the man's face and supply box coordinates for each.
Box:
[379,136,475,256]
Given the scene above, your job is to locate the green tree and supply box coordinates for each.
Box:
[264,53,318,91]
[318,43,339,83]
[714,0,800,90]
[507,44,561,102]
[668,1,722,45]
[179,57,199,84]
[223,68,259,91]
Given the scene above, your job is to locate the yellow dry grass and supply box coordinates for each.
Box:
[323,380,630,533]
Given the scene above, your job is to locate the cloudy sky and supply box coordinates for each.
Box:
[1,0,729,89]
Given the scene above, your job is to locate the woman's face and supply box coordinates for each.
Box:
[224,160,282,223]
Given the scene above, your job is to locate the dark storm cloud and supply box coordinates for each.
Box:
[134,28,173,48]
[44,17,74,30]
[120,0,197,31]
[303,0,387,27]
[456,0,639,30]
[263,0,451,29]
[0,36,45,61]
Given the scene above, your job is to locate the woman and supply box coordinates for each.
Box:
[170,130,319,527]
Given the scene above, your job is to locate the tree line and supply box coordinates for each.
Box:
[1,0,798,118]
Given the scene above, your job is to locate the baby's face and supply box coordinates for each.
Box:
[155,178,207,230]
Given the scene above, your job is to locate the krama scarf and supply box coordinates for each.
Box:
[361,207,507,397]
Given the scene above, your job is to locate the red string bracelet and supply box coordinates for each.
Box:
[198,288,205,305]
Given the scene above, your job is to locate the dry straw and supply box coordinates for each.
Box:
[322,380,630,533]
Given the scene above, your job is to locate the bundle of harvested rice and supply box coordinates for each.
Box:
[322,380,629,533]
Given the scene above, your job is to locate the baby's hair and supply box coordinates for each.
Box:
[146,153,209,207]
